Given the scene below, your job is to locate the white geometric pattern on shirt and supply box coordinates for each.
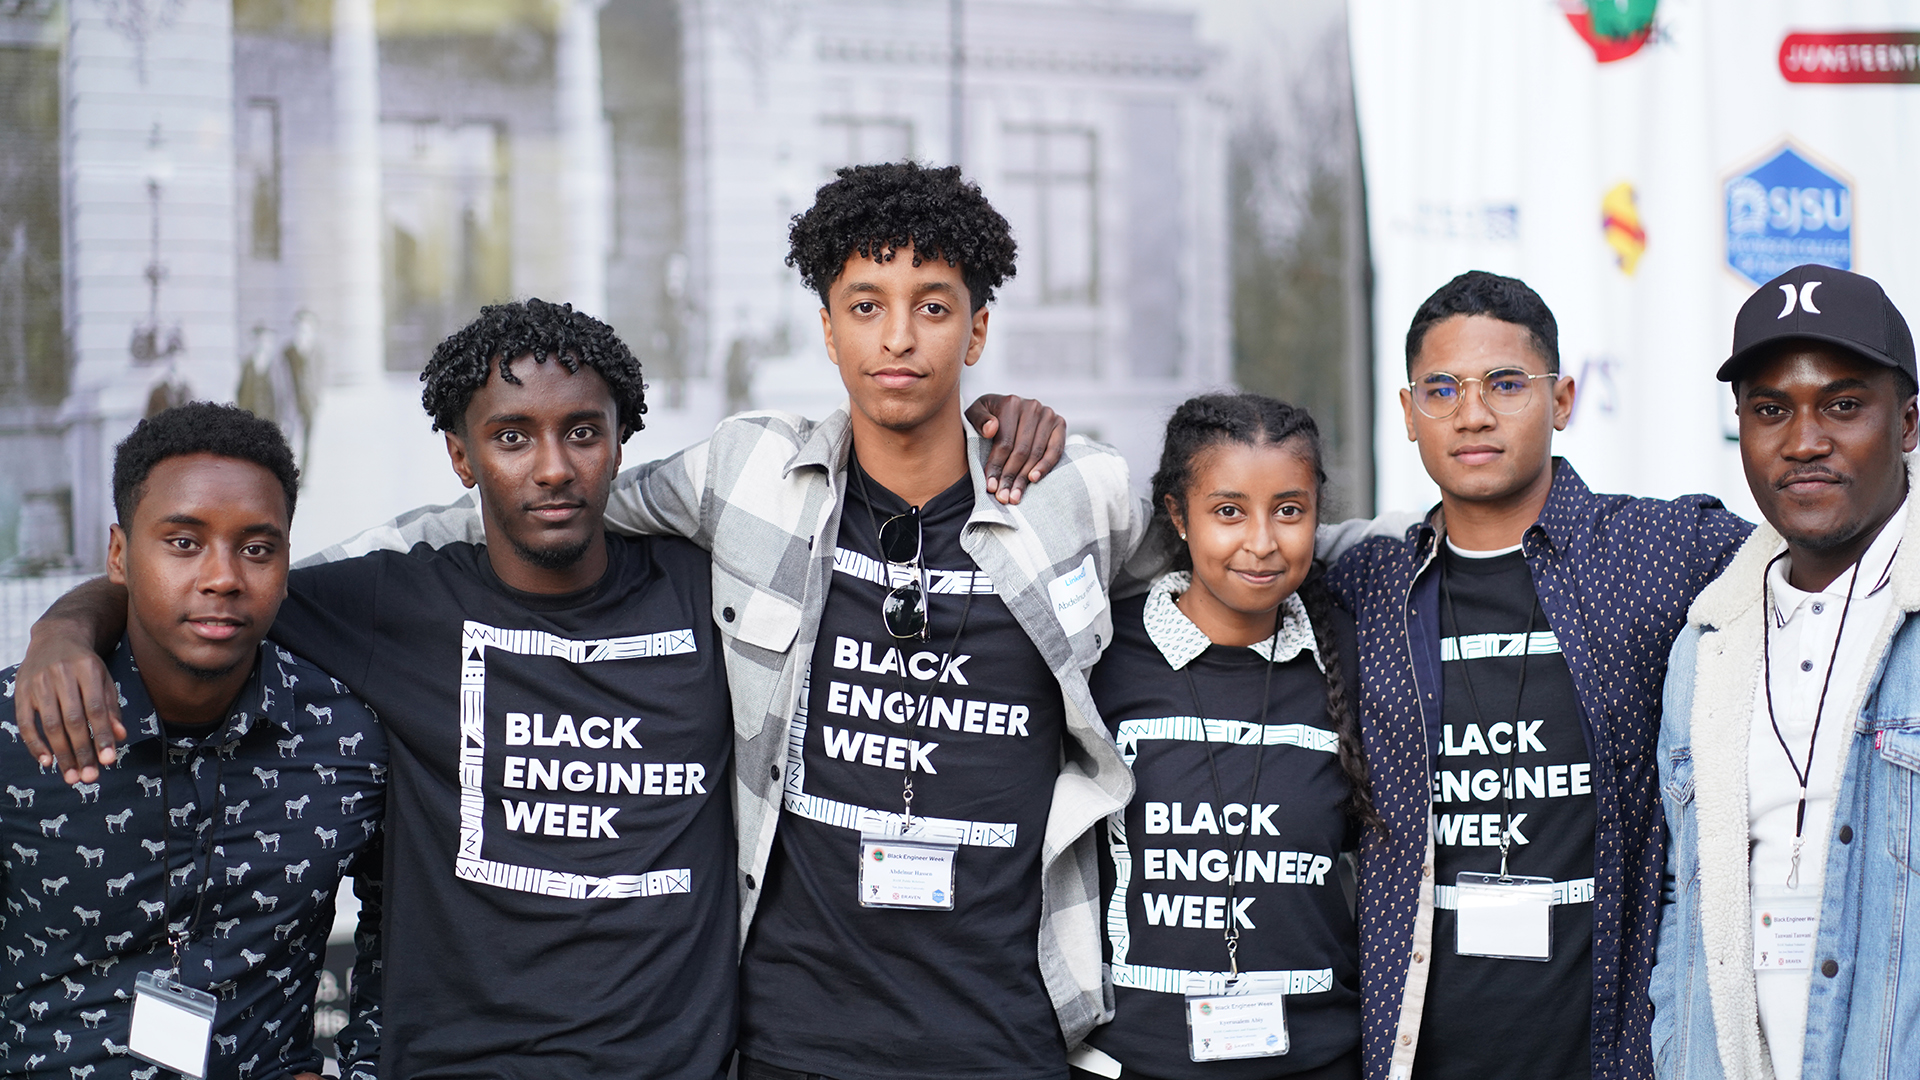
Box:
[781,665,1018,848]
[1104,707,1339,999]
[1440,631,1561,662]
[455,620,699,899]
[1142,571,1320,672]
[832,547,997,594]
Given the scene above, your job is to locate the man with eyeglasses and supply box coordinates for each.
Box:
[1326,271,1752,1080]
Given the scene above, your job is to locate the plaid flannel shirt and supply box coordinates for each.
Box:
[315,408,1150,1044]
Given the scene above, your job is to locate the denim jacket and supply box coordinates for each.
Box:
[1328,459,1749,1080]
[1652,458,1920,1080]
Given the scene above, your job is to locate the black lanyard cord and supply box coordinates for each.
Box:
[1181,615,1282,979]
[157,746,225,976]
[1441,566,1535,880]
[1761,547,1874,890]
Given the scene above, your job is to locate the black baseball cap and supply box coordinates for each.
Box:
[1718,263,1916,385]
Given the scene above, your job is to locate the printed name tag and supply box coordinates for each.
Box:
[1184,973,1289,1061]
[858,831,957,910]
[1753,894,1821,971]
[1454,872,1553,961]
[130,971,218,1078]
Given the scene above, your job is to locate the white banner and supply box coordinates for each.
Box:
[1351,0,1920,521]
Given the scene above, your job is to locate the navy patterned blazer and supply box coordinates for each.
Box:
[1,637,385,1079]
[1326,460,1750,1080]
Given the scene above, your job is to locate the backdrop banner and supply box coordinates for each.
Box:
[1350,0,1920,520]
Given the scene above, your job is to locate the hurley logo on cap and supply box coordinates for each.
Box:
[1717,263,1915,385]
[1777,280,1823,319]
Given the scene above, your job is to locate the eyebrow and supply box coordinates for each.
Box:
[157,514,286,539]
[840,280,961,298]
[1744,376,1874,401]
[480,409,609,428]
[1205,489,1311,501]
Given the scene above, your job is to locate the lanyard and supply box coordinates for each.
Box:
[1441,566,1536,878]
[157,740,226,976]
[852,457,976,828]
[1180,621,1281,978]
[1760,547,1882,889]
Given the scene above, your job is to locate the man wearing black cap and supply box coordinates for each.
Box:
[1650,264,1920,1080]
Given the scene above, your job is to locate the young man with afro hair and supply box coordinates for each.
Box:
[20,300,742,1078]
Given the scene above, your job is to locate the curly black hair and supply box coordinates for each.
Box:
[1405,270,1559,375]
[787,161,1017,312]
[113,401,300,525]
[419,298,647,438]
[1150,392,1385,840]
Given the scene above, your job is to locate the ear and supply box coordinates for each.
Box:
[1551,373,1577,432]
[964,306,990,368]
[1901,392,1918,454]
[446,431,478,489]
[1162,493,1188,540]
[820,306,839,370]
[106,524,128,587]
[1399,386,1419,443]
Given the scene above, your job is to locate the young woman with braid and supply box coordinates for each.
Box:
[1074,393,1378,1080]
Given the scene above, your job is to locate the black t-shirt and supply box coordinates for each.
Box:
[1085,590,1362,1078]
[271,535,737,1080]
[1413,546,1594,1080]
[739,467,1069,1080]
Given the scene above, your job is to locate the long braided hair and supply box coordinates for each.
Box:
[1149,393,1385,838]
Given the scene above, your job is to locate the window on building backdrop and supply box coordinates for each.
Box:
[381,119,511,372]
[245,98,282,261]
[820,117,914,176]
[998,124,1099,377]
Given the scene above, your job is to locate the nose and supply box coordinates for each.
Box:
[880,303,916,357]
[1246,510,1281,559]
[1452,379,1497,430]
[1782,408,1832,461]
[197,543,243,594]
[531,432,577,488]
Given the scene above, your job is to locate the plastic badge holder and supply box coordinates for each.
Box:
[1454,872,1554,961]
[1184,972,1290,1062]
[130,970,218,1078]
[858,829,957,910]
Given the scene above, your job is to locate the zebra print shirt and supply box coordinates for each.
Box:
[1,636,386,1080]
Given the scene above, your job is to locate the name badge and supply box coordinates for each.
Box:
[1454,872,1553,961]
[1753,893,1822,971]
[130,971,218,1079]
[858,830,957,910]
[1184,973,1289,1061]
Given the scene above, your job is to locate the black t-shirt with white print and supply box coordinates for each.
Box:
[1413,544,1594,1080]
[739,463,1070,1080]
[268,535,737,1080]
[1086,582,1362,1079]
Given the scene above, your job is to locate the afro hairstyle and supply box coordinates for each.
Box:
[419,297,647,439]
[113,401,300,526]
[786,161,1017,312]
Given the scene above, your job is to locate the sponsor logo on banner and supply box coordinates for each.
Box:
[1562,0,1658,63]
[1724,145,1852,287]
[1780,33,1920,84]
[1601,182,1645,275]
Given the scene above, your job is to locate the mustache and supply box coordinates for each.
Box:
[1774,466,1846,490]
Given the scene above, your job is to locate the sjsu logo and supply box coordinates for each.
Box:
[1724,145,1852,287]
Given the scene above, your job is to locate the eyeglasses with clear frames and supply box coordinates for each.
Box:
[1407,368,1561,420]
